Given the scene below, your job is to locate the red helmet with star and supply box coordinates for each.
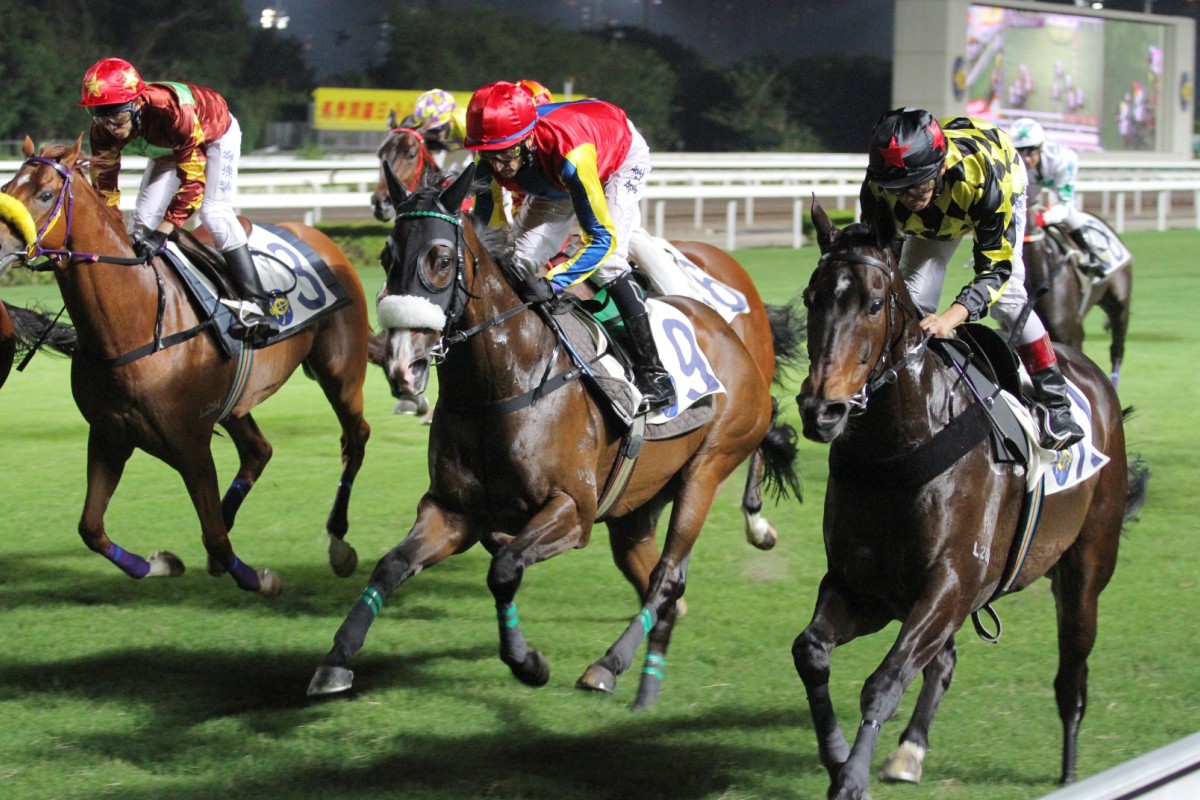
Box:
[867,107,947,190]
[79,58,146,108]
[464,81,539,151]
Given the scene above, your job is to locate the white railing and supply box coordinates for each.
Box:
[3,153,1196,248]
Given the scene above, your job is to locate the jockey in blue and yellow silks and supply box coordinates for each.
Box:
[860,107,1083,450]
[465,81,674,411]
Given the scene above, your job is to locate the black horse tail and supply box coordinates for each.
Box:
[760,398,803,504]
[6,301,77,359]
[766,296,806,388]
[1121,407,1150,524]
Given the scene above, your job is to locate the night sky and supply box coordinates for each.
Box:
[244,0,1198,83]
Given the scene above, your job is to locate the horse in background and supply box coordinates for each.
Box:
[0,136,372,596]
[370,110,439,224]
[310,166,801,709]
[0,300,77,389]
[1023,214,1132,388]
[792,202,1146,799]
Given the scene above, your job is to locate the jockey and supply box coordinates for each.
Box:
[1009,117,1104,276]
[80,57,277,341]
[409,88,468,153]
[860,107,1084,450]
[464,80,675,411]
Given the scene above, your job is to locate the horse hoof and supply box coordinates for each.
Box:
[327,536,358,577]
[392,398,418,415]
[256,568,283,597]
[508,651,550,687]
[575,663,617,694]
[744,513,778,551]
[308,665,354,696]
[879,741,925,784]
[146,551,186,577]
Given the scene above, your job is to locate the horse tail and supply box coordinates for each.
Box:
[766,297,806,388]
[6,301,77,359]
[759,400,803,503]
[1120,407,1150,524]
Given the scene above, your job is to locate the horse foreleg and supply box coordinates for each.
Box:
[308,497,474,696]
[80,430,184,579]
[879,634,958,784]
[217,413,273,531]
[487,492,588,688]
[793,574,891,782]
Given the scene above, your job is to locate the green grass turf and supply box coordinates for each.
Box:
[0,229,1195,799]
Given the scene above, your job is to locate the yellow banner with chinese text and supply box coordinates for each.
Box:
[311,88,474,131]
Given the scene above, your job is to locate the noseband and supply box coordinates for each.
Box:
[817,248,929,413]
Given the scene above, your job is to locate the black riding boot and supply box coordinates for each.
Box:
[223,244,280,342]
[1018,334,1085,450]
[1067,227,1104,277]
[605,272,676,411]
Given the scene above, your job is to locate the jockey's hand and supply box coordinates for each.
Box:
[518,274,556,305]
[132,228,168,261]
[918,303,968,339]
[1041,204,1069,226]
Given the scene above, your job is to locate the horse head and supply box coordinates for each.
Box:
[0,135,129,270]
[374,164,476,397]
[796,200,922,443]
[371,122,437,223]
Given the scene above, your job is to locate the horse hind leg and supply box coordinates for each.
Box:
[741,405,802,550]
[1097,281,1129,389]
[305,345,371,578]
[878,635,957,784]
[80,430,184,579]
[739,449,778,550]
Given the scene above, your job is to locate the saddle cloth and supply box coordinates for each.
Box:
[557,298,725,437]
[164,223,350,354]
[1000,378,1110,496]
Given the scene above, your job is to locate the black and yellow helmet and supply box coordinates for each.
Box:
[867,107,948,190]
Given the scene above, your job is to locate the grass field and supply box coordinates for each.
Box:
[0,230,1197,800]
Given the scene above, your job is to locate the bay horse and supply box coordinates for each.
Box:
[1023,219,1131,388]
[792,202,1146,798]
[0,300,77,389]
[309,165,800,708]
[370,112,438,224]
[0,136,371,596]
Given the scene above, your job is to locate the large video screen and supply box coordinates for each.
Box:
[966,4,1166,151]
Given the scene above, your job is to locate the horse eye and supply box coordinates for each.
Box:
[38,189,54,203]
[869,298,884,315]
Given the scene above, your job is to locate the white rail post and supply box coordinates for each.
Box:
[654,200,666,239]
[726,201,738,251]
[793,198,804,248]
[1114,192,1126,233]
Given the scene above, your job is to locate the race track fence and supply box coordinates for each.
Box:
[2,153,1197,249]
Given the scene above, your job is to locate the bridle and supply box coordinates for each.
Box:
[816,247,930,414]
[14,156,145,268]
[382,128,436,193]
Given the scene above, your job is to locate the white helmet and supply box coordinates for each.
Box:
[1009,117,1046,150]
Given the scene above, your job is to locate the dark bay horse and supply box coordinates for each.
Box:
[0,300,77,389]
[1023,220,1131,388]
[792,202,1146,799]
[0,136,372,596]
[310,166,799,708]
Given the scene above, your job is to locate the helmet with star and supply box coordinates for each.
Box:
[79,57,146,109]
[867,107,948,190]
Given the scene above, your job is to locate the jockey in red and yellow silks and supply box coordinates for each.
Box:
[464,81,673,410]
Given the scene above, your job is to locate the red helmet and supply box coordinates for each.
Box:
[517,79,553,105]
[866,107,948,190]
[464,81,539,151]
[79,57,146,108]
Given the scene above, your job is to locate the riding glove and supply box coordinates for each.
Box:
[133,229,168,261]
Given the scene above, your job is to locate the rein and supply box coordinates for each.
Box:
[385,128,435,192]
[818,249,931,413]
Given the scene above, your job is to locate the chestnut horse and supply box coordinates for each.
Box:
[0,137,371,596]
[309,166,798,708]
[370,114,438,223]
[1023,221,1131,388]
[792,203,1146,798]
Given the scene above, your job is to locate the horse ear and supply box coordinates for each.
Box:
[387,109,398,130]
[62,135,84,169]
[811,197,838,252]
[869,199,898,251]
[21,136,33,158]
[382,158,408,206]
[439,163,476,212]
